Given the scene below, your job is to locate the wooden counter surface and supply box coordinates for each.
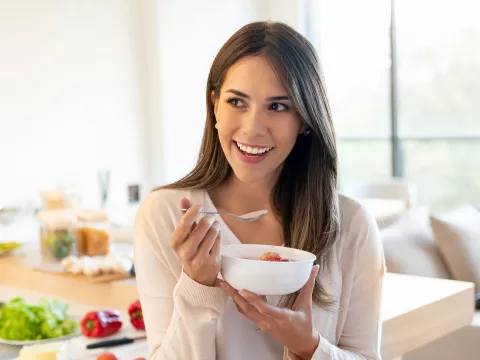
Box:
[0,250,475,360]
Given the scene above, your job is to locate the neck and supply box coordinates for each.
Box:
[212,173,277,214]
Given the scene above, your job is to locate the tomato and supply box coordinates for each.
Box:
[96,353,118,360]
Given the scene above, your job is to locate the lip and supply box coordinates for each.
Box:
[233,141,272,165]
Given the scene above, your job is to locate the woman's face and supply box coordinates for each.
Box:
[214,56,304,185]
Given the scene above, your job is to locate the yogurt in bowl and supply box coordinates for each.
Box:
[221,244,316,296]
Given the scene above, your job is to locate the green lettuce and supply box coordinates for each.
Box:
[0,297,78,341]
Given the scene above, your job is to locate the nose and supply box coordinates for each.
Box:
[241,108,267,138]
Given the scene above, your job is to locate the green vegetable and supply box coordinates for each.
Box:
[46,230,75,260]
[0,297,78,341]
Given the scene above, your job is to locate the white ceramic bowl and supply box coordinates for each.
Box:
[221,244,316,296]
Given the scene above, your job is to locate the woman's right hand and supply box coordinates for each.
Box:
[170,198,222,287]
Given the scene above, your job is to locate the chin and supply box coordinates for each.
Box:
[233,172,267,185]
[229,165,278,185]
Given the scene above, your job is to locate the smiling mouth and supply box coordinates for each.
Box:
[234,141,274,157]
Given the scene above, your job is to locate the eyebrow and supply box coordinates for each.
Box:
[225,89,290,102]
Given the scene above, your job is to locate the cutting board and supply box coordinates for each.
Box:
[32,262,133,284]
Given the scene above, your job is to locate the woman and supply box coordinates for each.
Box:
[134,21,385,360]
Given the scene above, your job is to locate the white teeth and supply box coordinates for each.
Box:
[235,142,272,155]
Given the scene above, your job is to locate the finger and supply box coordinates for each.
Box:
[187,214,216,249]
[209,231,222,257]
[181,199,198,234]
[294,265,320,310]
[219,280,239,297]
[171,200,202,249]
[215,278,225,288]
[180,198,192,212]
[189,222,197,234]
[177,215,216,258]
[197,222,220,255]
[220,283,266,325]
[239,290,291,320]
[238,290,267,303]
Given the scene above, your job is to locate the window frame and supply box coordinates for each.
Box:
[308,0,480,180]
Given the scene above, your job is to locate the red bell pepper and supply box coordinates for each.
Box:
[80,310,122,338]
[128,300,145,330]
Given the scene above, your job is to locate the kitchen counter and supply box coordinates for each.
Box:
[0,250,475,359]
[0,248,137,310]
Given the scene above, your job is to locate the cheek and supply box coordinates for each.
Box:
[216,111,237,154]
[275,118,302,148]
[216,106,238,134]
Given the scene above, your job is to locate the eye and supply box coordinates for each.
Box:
[269,102,289,112]
[227,98,246,108]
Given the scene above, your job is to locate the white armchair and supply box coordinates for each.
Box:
[343,178,416,209]
[381,205,480,360]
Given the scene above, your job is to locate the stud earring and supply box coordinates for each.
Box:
[215,123,218,130]
[303,129,311,136]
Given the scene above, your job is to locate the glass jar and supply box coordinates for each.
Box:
[40,188,80,210]
[75,210,110,256]
[36,210,78,263]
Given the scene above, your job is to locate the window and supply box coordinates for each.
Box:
[309,0,480,210]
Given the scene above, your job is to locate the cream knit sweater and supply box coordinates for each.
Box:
[134,189,385,360]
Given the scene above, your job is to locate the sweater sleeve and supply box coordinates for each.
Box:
[286,206,385,360]
[134,192,228,360]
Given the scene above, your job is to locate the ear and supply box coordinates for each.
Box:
[299,122,308,135]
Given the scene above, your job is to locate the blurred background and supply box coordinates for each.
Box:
[1,3,480,359]
[0,0,479,215]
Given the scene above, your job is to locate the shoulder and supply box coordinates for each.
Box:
[134,188,205,252]
[336,194,384,275]
[135,188,205,226]
[133,188,206,276]
[338,194,377,235]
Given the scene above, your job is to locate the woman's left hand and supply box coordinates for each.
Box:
[220,265,321,360]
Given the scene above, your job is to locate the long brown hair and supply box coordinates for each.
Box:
[161,21,339,309]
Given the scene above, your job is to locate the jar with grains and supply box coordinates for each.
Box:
[36,210,78,263]
[75,209,110,256]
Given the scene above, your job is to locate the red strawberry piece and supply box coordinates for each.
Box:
[259,252,283,262]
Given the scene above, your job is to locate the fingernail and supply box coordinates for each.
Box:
[207,215,216,225]
[239,290,250,298]
[196,204,204,211]
[213,221,220,230]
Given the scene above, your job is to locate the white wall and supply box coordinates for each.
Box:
[148,0,308,186]
[0,0,148,208]
[266,0,308,35]
[0,0,306,209]
[152,0,267,185]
